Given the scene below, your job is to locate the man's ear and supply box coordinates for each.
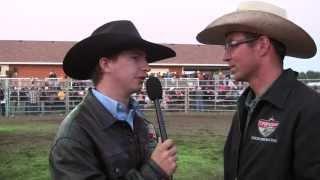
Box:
[98,57,112,73]
[256,36,271,57]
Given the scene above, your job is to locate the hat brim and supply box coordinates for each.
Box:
[197,11,317,59]
[63,34,176,80]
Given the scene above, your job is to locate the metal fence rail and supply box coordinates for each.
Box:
[0,78,319,117]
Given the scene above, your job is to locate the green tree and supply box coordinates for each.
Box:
[298,71,320,79]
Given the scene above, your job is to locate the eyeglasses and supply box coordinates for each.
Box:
[224,37,259,52]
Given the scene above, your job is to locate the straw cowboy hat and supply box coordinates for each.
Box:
[63,20,176,80]
[196,1,317,59]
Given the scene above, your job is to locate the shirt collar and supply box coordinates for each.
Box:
[241,69,298,109]
[92,89,144,129]
[260,69,298,109]
[244,90,259,110]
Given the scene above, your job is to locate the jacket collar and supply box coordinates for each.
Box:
[240,69,298,109]
[81,89,145,130]
[81,89,118,129]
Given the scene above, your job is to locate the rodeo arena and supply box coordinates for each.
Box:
[0,41,320,117]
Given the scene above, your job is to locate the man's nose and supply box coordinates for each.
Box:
[223,49,231,62]
[142,61,151,72]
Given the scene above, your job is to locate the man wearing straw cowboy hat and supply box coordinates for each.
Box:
[197,1,320,180]
[49,20,177,180]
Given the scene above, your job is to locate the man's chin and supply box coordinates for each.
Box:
[233,73,243,82]
[130,86,143,94]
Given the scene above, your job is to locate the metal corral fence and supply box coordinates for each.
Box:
[0,78,319,117]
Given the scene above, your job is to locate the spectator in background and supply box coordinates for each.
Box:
[48,71,57,78]
[194,86,204,112]
[197,1,320,180]
[57,87,65,101]
[39,86,48,114]
[0,87,5,116]
[48,71,58,87]
[19,87,28,114]
[9,87,18,115]
[27,87,39,114]
[56,87,66,113]
[136,92,147,108]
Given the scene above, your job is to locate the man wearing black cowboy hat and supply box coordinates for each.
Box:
[49,20,177,180]
[197,1,320,180]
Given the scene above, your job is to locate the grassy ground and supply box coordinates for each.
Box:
[0,112,232,180]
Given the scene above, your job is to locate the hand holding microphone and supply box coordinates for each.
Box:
[146,77,177,178]
[151,139,177,177]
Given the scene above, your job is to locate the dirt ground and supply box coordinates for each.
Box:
[0,112,234,136]
[152,112,234,136]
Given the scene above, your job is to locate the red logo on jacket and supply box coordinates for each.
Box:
[258,117,279,137]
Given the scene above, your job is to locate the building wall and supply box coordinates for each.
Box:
[9,64,185,78]
[12,65,65,78]
[8,64,224,79]
[149,65,183,75]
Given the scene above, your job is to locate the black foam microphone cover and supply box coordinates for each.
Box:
[146,76,162,100]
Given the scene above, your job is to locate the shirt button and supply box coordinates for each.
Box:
[129,137,135,143]
[114,168,120,174]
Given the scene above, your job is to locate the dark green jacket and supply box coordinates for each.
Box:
[49,90,168,180]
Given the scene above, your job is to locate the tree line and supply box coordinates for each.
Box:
[298,71,320,79]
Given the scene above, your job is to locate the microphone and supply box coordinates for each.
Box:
[146,77,174,180]
[145,76,168,141]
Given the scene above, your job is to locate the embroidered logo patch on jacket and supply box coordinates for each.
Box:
[258,117,279,137]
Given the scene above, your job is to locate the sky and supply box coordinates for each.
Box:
[0,0,319,72]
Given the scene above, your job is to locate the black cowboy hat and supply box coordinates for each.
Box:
[63,20,176,80]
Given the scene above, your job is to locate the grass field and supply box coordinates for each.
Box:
[0,112,233,180]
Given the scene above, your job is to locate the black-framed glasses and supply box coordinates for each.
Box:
[224,37,259,52]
